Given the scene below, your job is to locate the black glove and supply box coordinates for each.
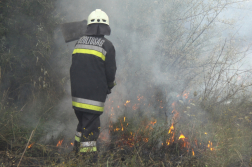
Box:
[107,89,111,94]
[108,81,116,90]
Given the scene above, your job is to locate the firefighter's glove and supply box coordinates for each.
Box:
[107,89,111,94]
[108,81,116,90]
[107,81,116,94]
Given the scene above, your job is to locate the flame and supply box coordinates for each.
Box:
[192,148,195,156]
[178,133,189,148]
[183,93,189,99]
[166,139,170,146]
[28,142,35,149]
[145,119,157,130]
[178,134,185,140]
[124,116,126,122]
[183,91,189,99]
[56,139,63,147]
[150,120,157,126]
[114,127,120,132]
[143,138,148,143]
[99,131,109,141]
[205,132,207,135]
[168,123,174,134]
[70,142,74,146]
[172,102,176,109]
[207,141,214,151]
[132,104,138,110]
[172,110,179,120]
[124,100,130,106]
[159,100,163,109]
[137,96,144,101]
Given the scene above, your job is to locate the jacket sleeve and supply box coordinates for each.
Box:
[105,45,117,90]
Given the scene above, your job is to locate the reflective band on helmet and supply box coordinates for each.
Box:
[75,44,107,56]
[72,101,104,112]
[80,146,97,152]
[80,141,96,147]
[72,97,104,107]
[75,136,80,142]
[76,131,82,137]
[73,48,105,61]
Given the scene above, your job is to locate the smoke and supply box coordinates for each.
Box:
[48,0,252,144]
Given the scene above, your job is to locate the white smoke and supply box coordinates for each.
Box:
[49,0,252,145]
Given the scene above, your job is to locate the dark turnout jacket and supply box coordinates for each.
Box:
[70,35,116,114]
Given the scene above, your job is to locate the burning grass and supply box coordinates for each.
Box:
[1,95,252,166]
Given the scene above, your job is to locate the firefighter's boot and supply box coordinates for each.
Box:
[73,140,80,155]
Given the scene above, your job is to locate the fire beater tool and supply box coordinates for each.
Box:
[60,20,87,43]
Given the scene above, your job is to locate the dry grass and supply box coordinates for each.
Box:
[1,93,252,167]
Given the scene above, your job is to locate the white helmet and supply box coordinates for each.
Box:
[87,9,109,25]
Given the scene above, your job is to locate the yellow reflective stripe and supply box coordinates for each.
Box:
[80,146,97,152]
[73,48,105,61]
[75,136,80,142]
[72,101,104,112]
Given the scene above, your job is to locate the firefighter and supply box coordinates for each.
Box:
[71,9,116,156]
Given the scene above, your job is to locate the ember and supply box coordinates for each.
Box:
[137,95,144,101]
[183,91,189,99]
[150,120,157,126]
[28,142,35,149]
[207,141,214,151]
[56,139,63,147]
[124,100,130,106]
[132,104,138,110]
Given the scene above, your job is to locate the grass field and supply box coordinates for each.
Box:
[1,91,252,167]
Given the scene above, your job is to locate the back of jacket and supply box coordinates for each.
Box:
[70,35,116,114]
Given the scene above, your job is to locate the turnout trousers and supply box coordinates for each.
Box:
[74,110,100,153]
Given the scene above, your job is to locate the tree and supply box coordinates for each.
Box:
[0,0,64,109]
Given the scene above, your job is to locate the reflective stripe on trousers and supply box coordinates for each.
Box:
[80,146,97,152]
[80,141,97,152]
[75,131,81,142]
[72,97,104,112]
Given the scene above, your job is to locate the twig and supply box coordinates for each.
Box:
[17,130,35,167]
[19,103,27,112]
[234,149,243,166]
[11,114,15,142]
[149,152,154,162]
[107,157,110,167]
